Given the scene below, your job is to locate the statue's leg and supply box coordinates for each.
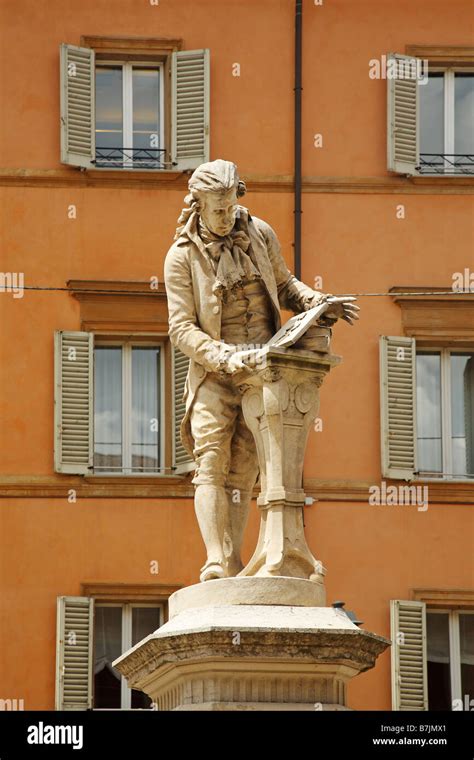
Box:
[190,373,240,582]
[194,484,231,581]
[225,405,260,576]
[225,488,252,576]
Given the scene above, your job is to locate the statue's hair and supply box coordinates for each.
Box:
[174,159,246,239]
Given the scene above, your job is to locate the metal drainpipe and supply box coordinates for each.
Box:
[295,0,305,515]
[294,0,303,280]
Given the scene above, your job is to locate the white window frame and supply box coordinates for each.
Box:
[93,602,163,710]
[95,61,165,170]
[421,67,474,175]
[416,347,474,481]
[93,339,165,476]
[426,609,474,707]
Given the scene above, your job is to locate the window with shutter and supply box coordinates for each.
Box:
[390,600,428,711]
[56,596,165,710]
[172,346,194,473]
[380,336,417,480]
[60,44,95,168]
[171,49,210,170]
[54,331,94,475]
[55,596,94,710]
[387,53,419,176]
[60,41,209,172]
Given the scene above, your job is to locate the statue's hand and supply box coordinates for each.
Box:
[226,353,247,374]
[215,344,247,374]
[320,295,360,326]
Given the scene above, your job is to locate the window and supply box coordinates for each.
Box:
[420,71,474,175]
[416,350,474,479]
[94,342,163,475]
[60,42,210,171]
[391,599,474,711]
[427,610,474,710]
[387,49,474,176]
[94,603,161,709]
[95,63,165,169]
[54,286,194,477]
[380,292,474,483]
[56,589,178,710]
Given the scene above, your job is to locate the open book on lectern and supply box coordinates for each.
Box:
[230,300,331,366]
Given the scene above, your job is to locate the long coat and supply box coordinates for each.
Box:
[164,210,321,456]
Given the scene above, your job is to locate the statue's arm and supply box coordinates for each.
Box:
[259,220,326,313]
[164,246,230,372]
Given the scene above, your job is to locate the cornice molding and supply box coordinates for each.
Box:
[0,168,189,190]
[67,279,170,333]
[390,286,474,303]
[304,478,474,504]
[68,279,168,297]
[81,582,183,622]
[412,588,474,609]
[405,44,474,66]
[81,582,182,600]
[0,169,473,194]
[1,476,473,503]
[390,286,474,344]
[80,35,183,55]
[0,475,195,498]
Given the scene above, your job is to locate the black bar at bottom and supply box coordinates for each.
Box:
[0,709,472,757]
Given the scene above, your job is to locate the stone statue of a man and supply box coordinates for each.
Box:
[164,159,358,582]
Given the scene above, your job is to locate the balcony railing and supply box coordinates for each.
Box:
[93,147,172,170]
[93,149,474,175]
[418,154,474,176]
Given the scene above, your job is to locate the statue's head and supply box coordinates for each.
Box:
[186,159,246,237]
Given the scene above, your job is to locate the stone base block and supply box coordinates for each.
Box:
[113,601,390,711]
[169,576,326,617]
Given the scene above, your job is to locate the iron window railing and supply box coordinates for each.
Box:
[93,148,173,170]
[418,154,474,175]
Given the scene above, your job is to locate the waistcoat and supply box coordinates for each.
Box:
[220,277,275,346]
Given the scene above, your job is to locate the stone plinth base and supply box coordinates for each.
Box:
[113,580,390,711]
[169,576,326,616]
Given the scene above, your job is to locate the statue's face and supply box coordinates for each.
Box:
[200,188,238,237]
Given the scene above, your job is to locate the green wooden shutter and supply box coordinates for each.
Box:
[55,596,94,710]
[380,336,417,479]
[54,331,94,474]
[172,346,194,473]
[387,53,419,176]
[391,600,427,711]
[60,44,95,168]
[171,49,210,170]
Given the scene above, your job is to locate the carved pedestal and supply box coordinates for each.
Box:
[235,347,341,591]
[113,588,390,711]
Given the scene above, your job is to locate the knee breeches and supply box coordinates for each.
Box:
[190,372,259,491]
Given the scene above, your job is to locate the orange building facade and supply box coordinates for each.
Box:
[0,0,473,712]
